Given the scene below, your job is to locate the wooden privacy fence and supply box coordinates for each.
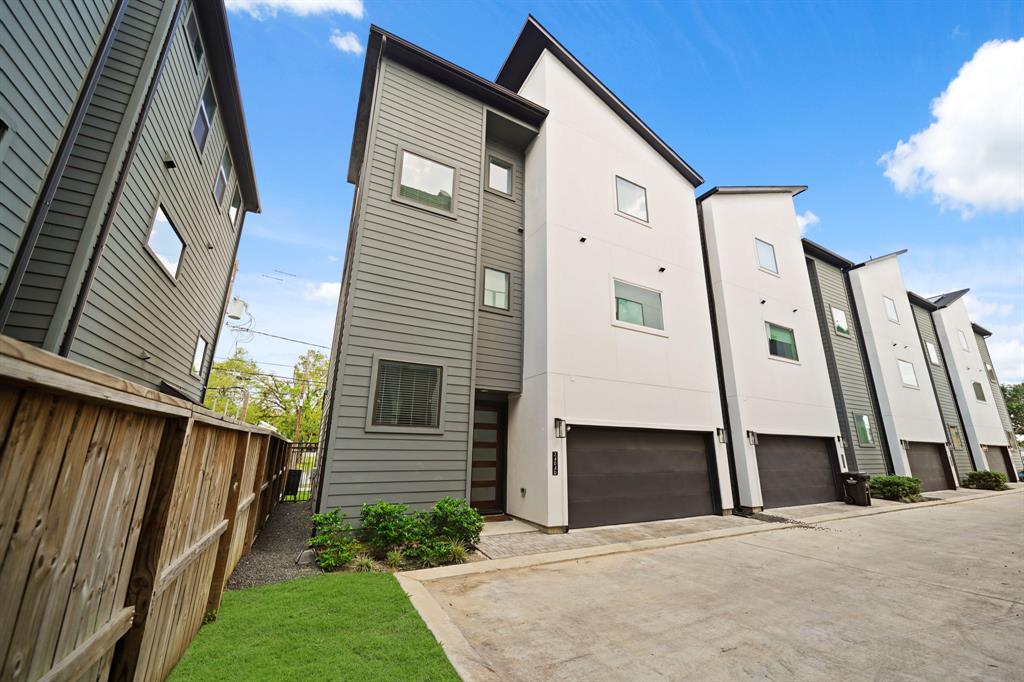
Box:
[0,336,290,681]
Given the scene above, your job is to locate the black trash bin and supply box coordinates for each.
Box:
[841,472,871,506]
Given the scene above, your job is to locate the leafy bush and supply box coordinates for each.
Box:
[352,555,375,572]
[869,475,923,502]
[962,470,1008,490]
[428,497,484,545]
[405,537,467,568]
[385,550,405,569]
[308,510,360,570]
[358,501,415,555]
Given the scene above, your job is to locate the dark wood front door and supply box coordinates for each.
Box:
[470,403,506,515]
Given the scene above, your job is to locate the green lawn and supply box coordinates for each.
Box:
[170,573,459,681]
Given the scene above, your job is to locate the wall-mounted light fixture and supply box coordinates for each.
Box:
[579,236,587,243]
[162,152,176,169]
[554,418,568,438]
[747,430,759,445]
[658,266,666,273]
[760,299,766,305]
[716,428,728,444]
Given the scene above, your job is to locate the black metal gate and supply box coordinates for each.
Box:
[282,441,319,502]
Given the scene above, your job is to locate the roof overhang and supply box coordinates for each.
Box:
[907,290,938,311]
[851,249,908,269]
[496,15,703,187]
[972,322,993,338]
[196,1,260,212]
[347,26,548,184]
[928,288,970,308]
[802,238,854,270]
[697,185,807,202]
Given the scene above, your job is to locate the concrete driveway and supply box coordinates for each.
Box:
[405,492,1024,681]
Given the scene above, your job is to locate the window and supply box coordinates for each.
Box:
[213,148,232,205]
[191,336,207,377]
[985,362,997,383]
[613,280,664,331]
[371,359,443,428]
[482,267,509,310]
[883,296,899,323]
[396,150,455,213]
[191,80,217,152]
[147,206,184,278]
[958,329,969,351]
[854,413,874,446]
[228,188,242,225]
[926,341,940,365]
[615,176,648,222]
[184,11,204,67]
[897,359,918,388]
[1008,431,1018,454]
[948,425,965,450]
[487,157,512,195]
[831,307,850,335]
[973,381,986,401]
[755,238,779,274]
[766,322,798,361]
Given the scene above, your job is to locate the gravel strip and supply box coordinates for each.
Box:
[226,501,322,590]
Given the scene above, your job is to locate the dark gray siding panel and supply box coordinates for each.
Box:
[807,257,888,475]
[476,138,523,392]
[68,0,241,402]
[976,332,1022,470]
[324,59,484,518]
[912,304,973,476]
[0,0,116,287]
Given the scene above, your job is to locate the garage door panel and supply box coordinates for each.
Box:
[756,435,840,508]
[983,446,1012,479]
[907,442,953,492]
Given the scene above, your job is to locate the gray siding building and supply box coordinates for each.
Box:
[0,0,259,402]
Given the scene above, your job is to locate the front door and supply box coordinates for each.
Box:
[470,402,506,515]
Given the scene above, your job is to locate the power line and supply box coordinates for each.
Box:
[211,367,327,384]
[234,327,331,350]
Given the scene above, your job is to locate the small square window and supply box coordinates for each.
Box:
[615,176,648,222]
[958,329,969,351]
[228,188,242,225]
[831,307,850,335]
[396,150,455,213]
[973,381,986,401]
[985,363,997,383]
[854,413,874,446]
[487,157,512,195]
[371,359,443,428]
[898,359,918,388]
[185,11,204,66]
[926,341,940,365]
[483,267,509,310]
[613,280,663,331]
[192,80,217,152]
[755,238,778,274]
[147,206,184,279]
[191,335,207,377]
[949,425,965,450]
[884,296,899,323]
[766,322,798,361]
[213,148,232,205]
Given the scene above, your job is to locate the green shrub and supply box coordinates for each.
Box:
[869,475,923,502]
[352,555,375,572]
[307,510,360,570]
[384,550,405,569]
[428,497,484,545]
[963,470,1008,490]
[405,537,465,568]
[358,501,414,555]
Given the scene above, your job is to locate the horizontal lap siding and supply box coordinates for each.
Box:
[69,1,239,401]
[0,0,116,287]
[808,257,888,475]
[325,59,483,518]
[7,0,165,347]
[476,138,524,392]
[913,304,973,475]
[975,332,1021,469]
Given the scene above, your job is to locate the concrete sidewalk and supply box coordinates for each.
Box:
[401,488,1024,681]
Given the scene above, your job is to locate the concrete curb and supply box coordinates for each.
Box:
[398,486,1022,681]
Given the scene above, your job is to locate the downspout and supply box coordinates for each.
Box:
[0,0,129,328]
[58,0,186,357]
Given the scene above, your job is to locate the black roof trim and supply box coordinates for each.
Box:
[929,288,970,308]
[906,290,938,311]
[697,185,807,202]
[196,1,260,212]
[496,15,703,187]
[802,238,854,269]
[851,249,908,269]
[347,25,548,184]
[972,322,993,338]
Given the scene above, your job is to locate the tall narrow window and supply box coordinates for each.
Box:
[487,157,512,195]
[766,323,798,361]
[854,414,874,446]
[191,80,217,152]
[191,336,207,377]
[972,381,986,401]
[147,206,184,279]
[884,296,899,323]
[755,238,779,274]
[396,150,455,213]
[948,425,965,450]
[213,148,232,205]
[228,188,242,225]
[897,359,918,387]
[613,280,664,331]
[482,268,509,310]
[985,362,997,383]
[831,307,850,335]
[615,176,648,222]
[185,11,204,66]
[925,341,940,365]
[371,360,443,428]
[958,329,969,351]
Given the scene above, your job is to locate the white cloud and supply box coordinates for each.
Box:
[304,281,341,302]
[225,0,364,20]
[327,255,339,263]
[796,210,820,235]
[879,38,1024,218]
[329,29,363,55]
[964,293,1014,321]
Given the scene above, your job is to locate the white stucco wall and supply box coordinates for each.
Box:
[700,191,842,508]
[849,257,946,475]
[932,299,1009,465]
[509,50,731,527]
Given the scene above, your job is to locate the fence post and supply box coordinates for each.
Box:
[206,431,250,613]
[110,415,191,681]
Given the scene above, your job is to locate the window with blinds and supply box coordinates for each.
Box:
[371,360,442,428]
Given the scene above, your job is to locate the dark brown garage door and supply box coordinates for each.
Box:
[983,446,1014,481]
[567,427,716,529]
[756,435,840,508]
[907,441,954,492]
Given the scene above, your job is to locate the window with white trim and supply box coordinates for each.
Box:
[766,322,798,361]
[184,10,204,67]
[483,267,509,310]
[755,238,778,274]
[854,413,874,446]
[615,176,648,222]
[897,359,918,387]
[884,296,899,323]
[948,425,965,450]
[926,341,940,365]
[191,79,217,152]
[147,206,184,279]
[191,336,207,377]
[613,280,663,331]
[958,329,969,351]
[831,306,850,335]
[985,362,997,383]
[213,148,232,205]
[228,188,242,225]
[487,157,512,195]
[371,359,443,428]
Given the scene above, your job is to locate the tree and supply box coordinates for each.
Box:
[203,347,265,424]
[250,349,328,442]
[1003,383,1024,435]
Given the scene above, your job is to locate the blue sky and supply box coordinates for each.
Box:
[220,0,1023,382]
